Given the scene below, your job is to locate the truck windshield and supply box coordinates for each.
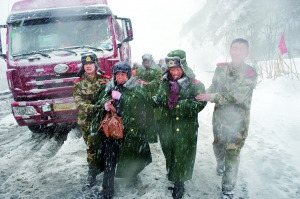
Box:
[10,16,112,56]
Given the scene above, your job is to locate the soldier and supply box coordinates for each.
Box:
[135,53,162,143]
[196,38,257,199]
[167,49,196,79]
[73,52,109,188]
[153,57,207,199]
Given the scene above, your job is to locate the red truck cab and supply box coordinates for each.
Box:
[0,0,133,133]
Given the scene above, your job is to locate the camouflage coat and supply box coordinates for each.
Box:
[73,73,109,141]
[91,77,152,178]
[152,74,207,182]
[207,62,257,139]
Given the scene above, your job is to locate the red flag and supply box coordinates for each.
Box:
[278,33,288,55]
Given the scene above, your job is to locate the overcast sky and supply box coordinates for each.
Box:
[107,0,206,62]
[0,0,206,63]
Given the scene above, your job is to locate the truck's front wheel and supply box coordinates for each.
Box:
[28,124,73,134]
[28,125,48,133]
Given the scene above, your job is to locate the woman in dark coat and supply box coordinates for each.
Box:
[90,62,152,199]
[152,57,207,199]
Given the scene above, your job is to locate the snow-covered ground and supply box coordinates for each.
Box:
[1,71,300,199]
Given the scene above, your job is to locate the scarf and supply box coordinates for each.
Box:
[168,80,180,110]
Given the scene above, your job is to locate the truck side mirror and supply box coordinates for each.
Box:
[115,16,133,44]
[0,25,7,59]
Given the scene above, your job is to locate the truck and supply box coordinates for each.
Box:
[0,0,133,133]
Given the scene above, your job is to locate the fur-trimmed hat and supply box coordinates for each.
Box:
[167,49,196,79]
[113,62,132,79]
[142,53,153,61]
[165,57,183,69]
[76,52,104,77]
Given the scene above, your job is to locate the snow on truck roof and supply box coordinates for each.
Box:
[7,0,112,24]
[11,0,108,13]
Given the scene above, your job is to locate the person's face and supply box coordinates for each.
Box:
[169,67,183,80]
[84,63,96,75]
[230,42,249,66]
[115,72,128,84]
[143,60,152,68]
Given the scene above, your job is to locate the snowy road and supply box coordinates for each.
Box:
[1,77,300,199]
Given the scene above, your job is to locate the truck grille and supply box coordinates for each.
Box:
[37,82,74,89]
[34,73,77,89]
[36,73,76,81]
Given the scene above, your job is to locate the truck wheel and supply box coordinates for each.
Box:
[28,125,48,133]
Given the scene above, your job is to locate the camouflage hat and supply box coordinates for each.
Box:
[165,57,183,69]
[167,49,186,60]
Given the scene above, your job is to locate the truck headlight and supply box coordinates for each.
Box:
[12,106,37,116]
[41,103,52,113]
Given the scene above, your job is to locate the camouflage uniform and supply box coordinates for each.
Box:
[206,62,257,195]
[73,73,109,165]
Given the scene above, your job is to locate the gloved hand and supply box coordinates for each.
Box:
[104,102,111,111]
[112,90,122,100]
[195,93,210,101]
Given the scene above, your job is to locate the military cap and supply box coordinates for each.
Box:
[81,52,98,65]
[142,53,153,61]
[165,57,183,69]
[76,52,104,77]
[113,62,132,79]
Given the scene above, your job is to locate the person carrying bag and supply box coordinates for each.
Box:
[90,62,152,199]
[99,99,124,139]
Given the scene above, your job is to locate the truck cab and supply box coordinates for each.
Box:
[0,0,133,133]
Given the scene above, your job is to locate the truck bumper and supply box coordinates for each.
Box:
[11,97,78,126]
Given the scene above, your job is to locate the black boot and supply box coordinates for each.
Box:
[168,182,185,199]
[221,193,234,199]
[97,188,114,199]
[86,165,97,187]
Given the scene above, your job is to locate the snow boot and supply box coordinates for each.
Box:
[97,188,114,199]
[168,182,185,199]
[86,165,97,187]
[221,193,234,199]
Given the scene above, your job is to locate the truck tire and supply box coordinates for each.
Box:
[28,125,48,133]
[28,124,74,134]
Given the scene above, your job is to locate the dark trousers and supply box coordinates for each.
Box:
[102,137,121,190]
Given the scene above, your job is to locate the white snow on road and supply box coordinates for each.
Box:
[0,74,300,199]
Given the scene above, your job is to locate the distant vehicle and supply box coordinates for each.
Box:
[0,0,133,133]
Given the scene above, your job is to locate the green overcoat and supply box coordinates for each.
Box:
[135,63,163,142]
[90,77,152,178]
[153,74,207,182]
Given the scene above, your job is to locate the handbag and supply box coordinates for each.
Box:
[99,100,124,139]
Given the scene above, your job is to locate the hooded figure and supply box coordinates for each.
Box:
[136,53,162,83]
[135,53,163,143]
[90,62,152,199]
[167,49,196,79]
[152,57,207,199]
